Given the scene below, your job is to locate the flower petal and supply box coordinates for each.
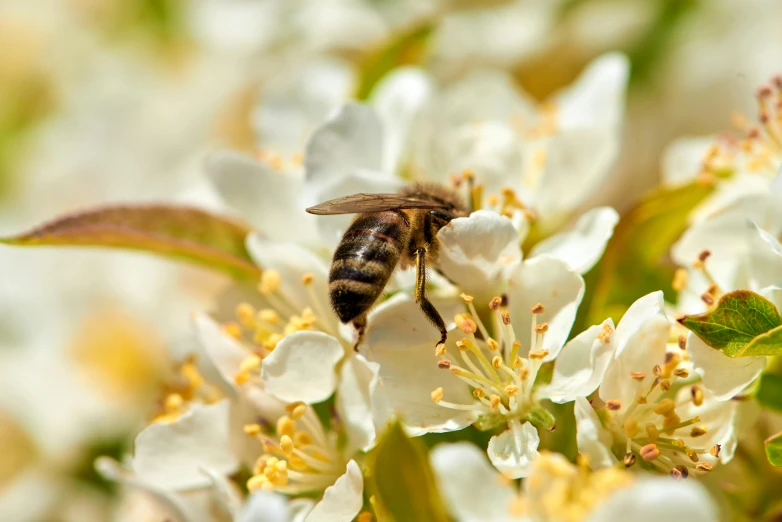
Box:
[337,353,380,453]
[555,52,629,130]
[365,293,476,434]
[431,442,517,522]
[239,491,315,522]
[687,333,765,401]
[671,383,738,463]
[661,137,715,187]
[192,313,247,392]
[304,103,384,188]
[748,222,782,290]
[613,291,666,357]
[206,150,320,245]
[574,397,616,469]
[261,331,344,404]
[586,478,718,522]
[487,421,540,479]
[133,401,238,489]
[304,460,363,522]
[507,255,585,361]
[540,319,615,403]
[437,210,522,299]
[529,207,619,274]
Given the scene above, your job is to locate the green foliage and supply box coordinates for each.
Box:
[0,204,260,280]
[370,421,449,522]
[355,21,434,100]
[583,182,713,326]
[678,290,782,357]
[754,373,782,412]
[765,432,782,467]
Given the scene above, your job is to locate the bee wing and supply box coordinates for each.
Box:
[306,193,449,215]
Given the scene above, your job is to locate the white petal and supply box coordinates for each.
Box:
[613,291,666,357]
[687,333,765,400]
[529,207,619,274]
[586,478,718,522]
[541,319,615,403]
[261,331,344,404]
[437,211,522,299]
[192,313,247,392]
[133,401,238,490]
[371,67,432,174]
[364,293,476,434]
[488,421,540,479]
[672,384,738,463]
[600,314,670,411]
[507,255,585,361]
[304,103,384,188]
[748,222,782,290]
[205,150,320,245]
[304,460,363,522]
[431,442,517,522]
[573,397,616,469]
[239,491,302,522]
[555,52,629,130]
[337,354,380,453]
[534,128,619,216]
[245,234,330,313]
[661,137,715,187]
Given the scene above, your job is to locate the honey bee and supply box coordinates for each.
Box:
[306,182,470,349]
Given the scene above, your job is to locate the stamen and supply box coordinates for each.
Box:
[236,303,257,329]
[489,296,503,311]
[277,416,296,438]
[530,303,545,314]
[598,323,613,343]
[435,343,447,356]
[431,387,444,403]
[222,322,242,339]
[489,395,502,411]
[672,268,688,292]
[505,385,520,397]
[630,371,646,381]
[259,271,282,294]
[606,400,621,411]
[690,426,707,437]
[623,452,636,468]
[710,445,721,458]
[696,462,713,472]
[691,386,704,406]
[286,402,307,420]
[646,423,659,443]
[678,335,687,350]
[244,423,262,436]
[438,359,452,369]
[280,435,294,455]
[640,444,660,461]
[670,465,689,480]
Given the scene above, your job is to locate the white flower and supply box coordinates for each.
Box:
[365,247,585,477]
[569,292,738,477]
[430,443,719,522]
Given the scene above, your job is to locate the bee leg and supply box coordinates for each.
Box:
[352,314,367,352]
[415,247,448,347]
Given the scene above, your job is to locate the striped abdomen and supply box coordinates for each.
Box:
[329,212,407,323]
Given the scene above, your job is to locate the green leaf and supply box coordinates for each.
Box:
[355,21,433,100]
[678,290,782,357]
[741,325,782,357]
[371,421,449,522]
[765,431,782,466]
[579,181,713,328]
[755,373,782,412]
[0,204,260,280]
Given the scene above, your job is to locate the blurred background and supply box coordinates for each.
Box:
[1,0,781,520]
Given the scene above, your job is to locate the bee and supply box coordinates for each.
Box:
[306,182,470,349]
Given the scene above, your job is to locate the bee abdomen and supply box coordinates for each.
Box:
[329,212,406,323]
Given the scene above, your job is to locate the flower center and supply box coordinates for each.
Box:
[244,402,346,494]
[151,355,222,423]
[430,294,550,424]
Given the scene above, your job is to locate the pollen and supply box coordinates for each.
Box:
[487,338,499,351]
[630,371,646,381]
[455,314,477,335]
[606,400,621,411]
[691,386,704,406]
[690,426,707,437]
[244,423,261,436]
[672,268,688,292]
[280,435,294,455]
[276,416,296,438]
[435,343,447,356]
[501,311,511,325]
[529,349,548,360]
[473,387,486,398]
[678,335,687,350]
[492,356,502,369]
[431,387,444,403]
[505,385,520,397]
[460,293,474,303]
[535,322,549,334]
[286,401,308,420]
[259,309,281,325]
[640,444,660,461]
[530,303,545,314]
[489,395,501,411]
[259,270,282,294]
[598,323,613,343]
[438,359,452,369]
[301,273,315,286]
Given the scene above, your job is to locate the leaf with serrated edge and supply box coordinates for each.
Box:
[678,290,782,357]
[0,204,259,279]
[371,421,448,522]
[765,431,782,466]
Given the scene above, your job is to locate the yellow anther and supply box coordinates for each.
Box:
[670,465,688,480]
[294,432,313,446]
[672,268,688,292]
[180,358,204,390]
[280,435,294,455]
[435,343,447,356]
[259,309,281,325]
[222,322,242,339]
[438,359,452,369]
[598,323,613,343]
[646,423,659,443]
[287,402,308,421]
[276,416,296,438]
[460,293,474,303]
[652,397,675,415]
[673,368,689,378]
[489,395,501,411]
[653,365,663,377]
[240,354,262,374]
[623,418,639,438]
[501,311,511,325]
[357,512,374,522]
[244,423,261,436]
[529,349,548,360]
[473,387,486,398]
[487,194,500,207]
[247,474,273,492]
[690,426,707,437]
[264,333,283,351]
[301,273,314,286]
[660,379,671,392]
[505,385,520,397]
[519,367,530,380]
[431,387,444,403]
[640,444,660,461]
[489,296,503,311]
[530,303,545,314]
[710,444,721,458]
[623,452,636,468]
[259,270,282,294]
[487,338,499,351]
[630,371,646,381]
[535,322,549,334]
[691,386,704,406]
[605,400,621,411]
[513,356,524,369]
[164,393,183,413]
[492,356,502,369]
[456,340,468,351]
[696,462,713,472]
[663,413,682,433]
[234,372,250,385]
[455,313,477,335]
[686,448,699,462]
[236,303,257,328]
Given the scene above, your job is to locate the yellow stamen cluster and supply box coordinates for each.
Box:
[151,355,221,423]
